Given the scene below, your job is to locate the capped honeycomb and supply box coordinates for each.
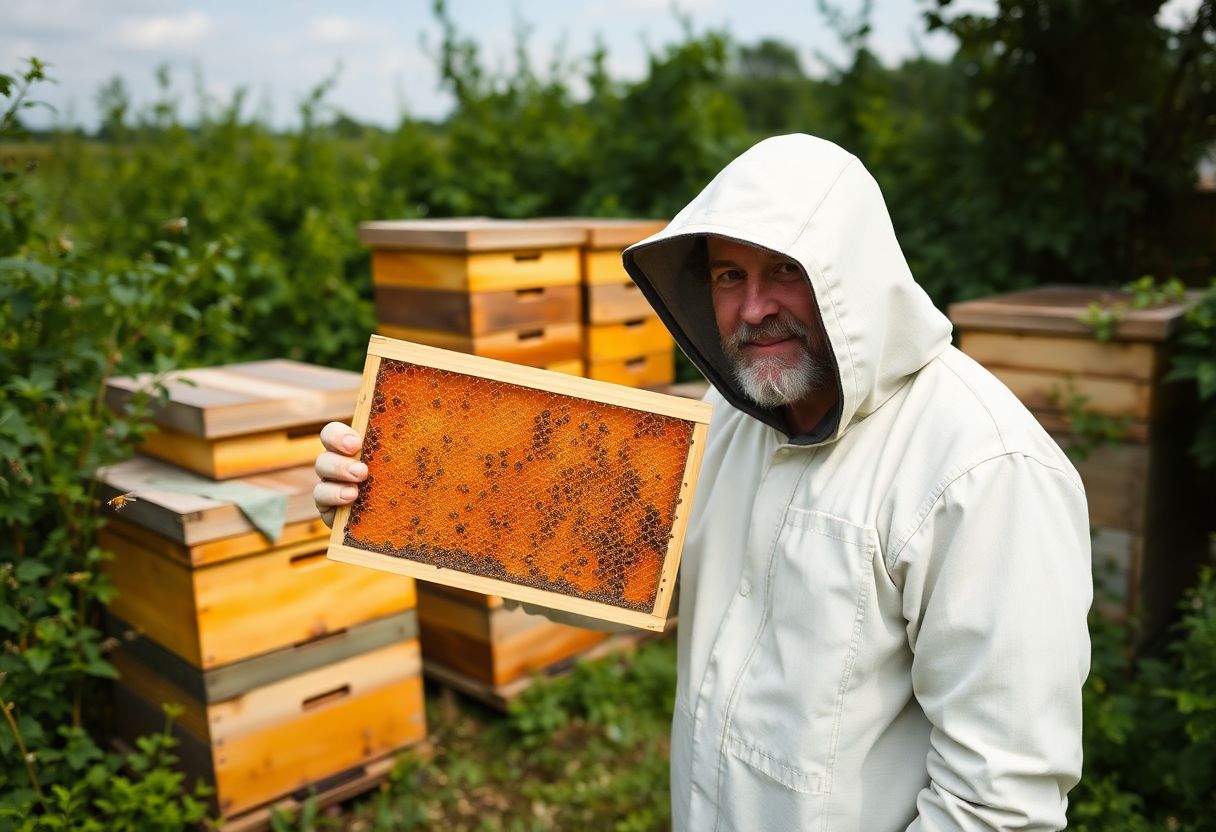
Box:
[342,358,694,612]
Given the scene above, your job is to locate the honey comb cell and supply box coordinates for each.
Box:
[328,336,712,631]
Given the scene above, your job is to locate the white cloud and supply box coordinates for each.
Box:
[119,11,215,50]
[306,16,374,45]
[1,0,103,37]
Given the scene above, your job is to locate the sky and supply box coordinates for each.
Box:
[1,0,985,131]
[1,0,1204,132]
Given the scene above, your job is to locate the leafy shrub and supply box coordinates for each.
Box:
[1,59,237,830]
[1070,568,1216,830]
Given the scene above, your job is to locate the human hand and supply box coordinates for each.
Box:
[313,421,368,528]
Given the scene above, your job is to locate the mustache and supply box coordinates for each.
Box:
[722,316,815,355]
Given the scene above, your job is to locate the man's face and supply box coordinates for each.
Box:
[707,236,832,408]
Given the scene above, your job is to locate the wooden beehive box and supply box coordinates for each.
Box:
[949,285,1209,644]
[563,218,676,388]
[327,336,712,632]
[416,584,607,683]
[96,457,417,668]
[113,622,425,820]
[105,360,361,480]
[361,219,587,373]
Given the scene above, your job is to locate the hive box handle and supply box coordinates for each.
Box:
[301,684,351,711]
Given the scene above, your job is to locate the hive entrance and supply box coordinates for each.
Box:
[343,358,693,612]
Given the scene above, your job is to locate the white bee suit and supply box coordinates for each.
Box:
[621,134,1093,831]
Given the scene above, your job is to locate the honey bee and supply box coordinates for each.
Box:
[107,492,138,511]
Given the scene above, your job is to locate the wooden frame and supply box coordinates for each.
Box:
[327,335,712,631]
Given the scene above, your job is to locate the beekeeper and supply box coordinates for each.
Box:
[314,134,1093,831]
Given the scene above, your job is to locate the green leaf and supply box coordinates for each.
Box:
[25,646,53,674]
[15,560,51,582]
[0,604,23,630]
[84,657,118,680]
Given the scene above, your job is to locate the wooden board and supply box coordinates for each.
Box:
[588,351,675,388]
[95,457,320,546]
[375,284,581,335]
[138,422,325,480]
[424,629,660,711]
[578,218,666,250]
[114,640,426,818]
[101,523,416,668]
[586,317,672,363]
[959,331,1160,381]
[103,515,330,569]
[105,360,360,440]
[416,584,610,686]
[546,358,585,376]
[520,217,666,250]
[1029,408,1151,444]
[327,336,713,632]
[585,280,653,324]
[948,286,1198,341]
[371,248,580,293]
[583,249,634,285]
[108,609,418,703]
[359,219,585,252]
[219,753,398,832]
[986,366,1154,421]
[378,321,583,367]
[1051,437,1150,532]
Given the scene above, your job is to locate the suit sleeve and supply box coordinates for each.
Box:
[896,453,1092,831]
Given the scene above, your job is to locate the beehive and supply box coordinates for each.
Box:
[96,450,425,823]
[105,360,361,480]
[950,286,1209,646]
[362,219,586,371]
[327,335,712,631]
[112,621,425,819]
[564,218,676,388]
[417,585,607,681]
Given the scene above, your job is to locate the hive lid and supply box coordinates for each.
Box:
[106,359,360,439]
[358,218,586,252]
[527,217,669,249]
[96,456,321,546]
[948,285,1199,341]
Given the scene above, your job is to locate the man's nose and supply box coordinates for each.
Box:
[739,279,780,324]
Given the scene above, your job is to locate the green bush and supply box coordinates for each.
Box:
[1071,568,1216,830]
[1,59,233,830]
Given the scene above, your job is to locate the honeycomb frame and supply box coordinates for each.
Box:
[326,335,712,631]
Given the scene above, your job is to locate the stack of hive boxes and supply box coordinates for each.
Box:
[98,360,425,826]
[949,287,1210,647]
[358,217,674,707]
[573,218,675,388]
[362,219,587,375]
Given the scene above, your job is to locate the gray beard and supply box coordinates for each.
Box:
[722,316,827,408]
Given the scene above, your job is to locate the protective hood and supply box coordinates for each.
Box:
[623,134,953,442]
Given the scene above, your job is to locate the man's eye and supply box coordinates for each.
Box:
[713,269,744,284]
[775,261,801,276]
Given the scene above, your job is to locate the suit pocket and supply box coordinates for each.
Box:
[724,508,877,800]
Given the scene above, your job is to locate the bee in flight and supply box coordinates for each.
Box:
[107,492,138,511]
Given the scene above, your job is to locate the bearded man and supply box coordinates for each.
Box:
[315,134,1093,831]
